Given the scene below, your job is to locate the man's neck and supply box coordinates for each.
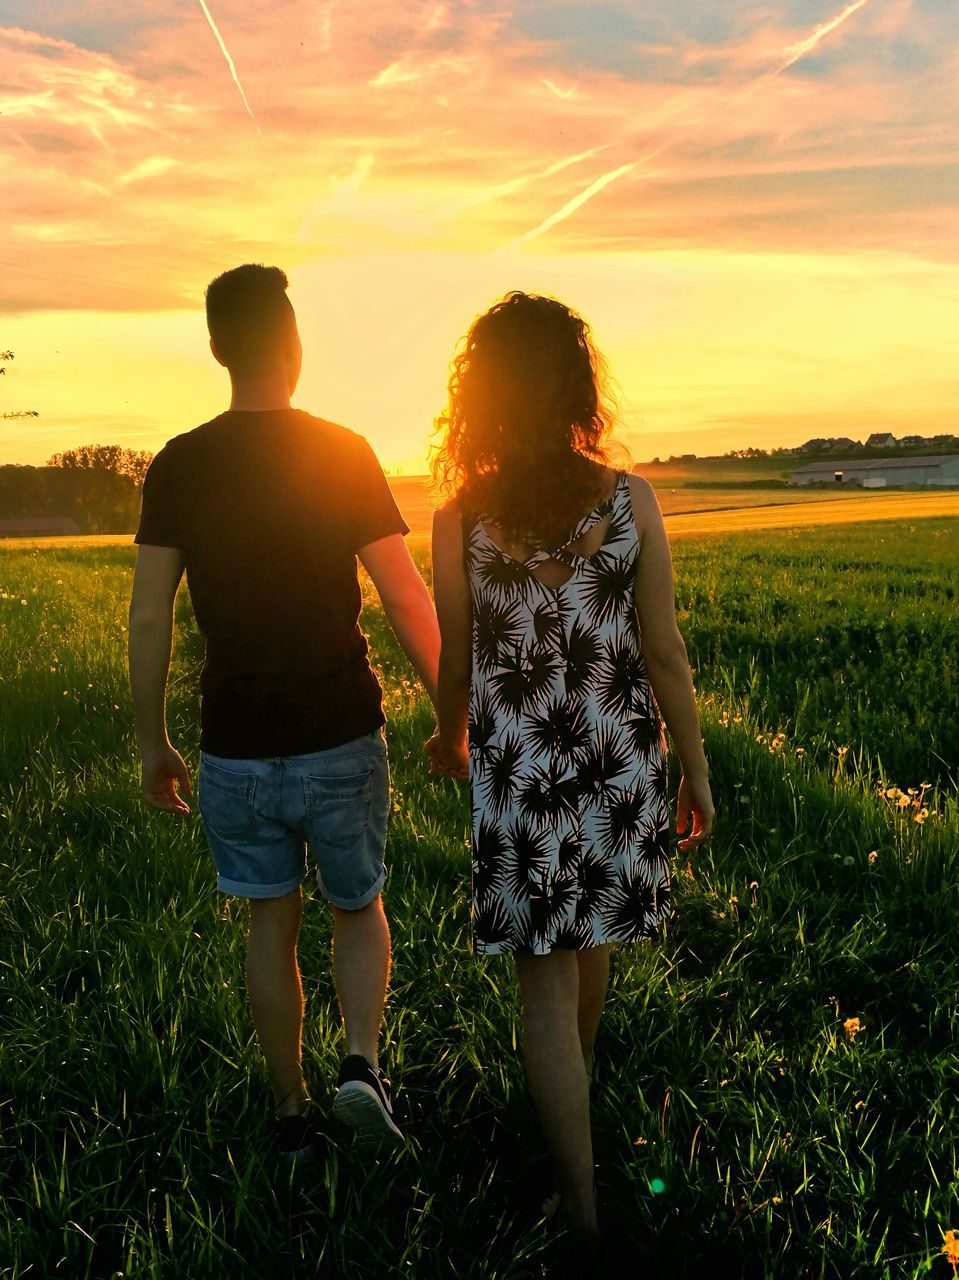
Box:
[228,377,293,412]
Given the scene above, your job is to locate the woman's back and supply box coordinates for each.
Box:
[462,468,670,955]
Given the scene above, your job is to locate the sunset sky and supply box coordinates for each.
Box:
[1,0,957,472]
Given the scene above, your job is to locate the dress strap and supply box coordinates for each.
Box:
[550,483,617,556]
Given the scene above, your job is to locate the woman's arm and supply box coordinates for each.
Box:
[428,505,471,777]
[629,475,714,851]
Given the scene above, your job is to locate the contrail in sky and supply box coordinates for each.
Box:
[512,0,875,244]
[772,0,874,76]
[461,145,611,215]
[196,0,262,135]
[511,161,639,246]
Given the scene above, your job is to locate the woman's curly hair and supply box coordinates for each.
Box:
[431,292,616,546]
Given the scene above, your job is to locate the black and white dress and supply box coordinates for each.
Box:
[464,470,671,955]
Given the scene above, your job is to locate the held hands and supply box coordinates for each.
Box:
[425,730,469,780]
[676,773,714,853]
[140,742,193,814]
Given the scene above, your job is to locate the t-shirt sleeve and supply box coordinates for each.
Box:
[348,437,410,551]
[135,446,183,548]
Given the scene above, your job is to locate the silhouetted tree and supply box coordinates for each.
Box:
[41,444,154,533]
[47,444,153,487]
[0,350,39,420]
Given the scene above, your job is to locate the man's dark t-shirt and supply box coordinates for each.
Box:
[135,410,408,759]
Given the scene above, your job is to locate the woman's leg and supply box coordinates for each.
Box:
[576,944,611,1075]
[514,950,598,1236]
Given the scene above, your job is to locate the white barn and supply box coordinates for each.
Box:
[789,455,959,488]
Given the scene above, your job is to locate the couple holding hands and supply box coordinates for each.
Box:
[128,263,713,1262]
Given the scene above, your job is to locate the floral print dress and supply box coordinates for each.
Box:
[464,470,671,955]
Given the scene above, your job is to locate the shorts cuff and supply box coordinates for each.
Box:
[318,866,387,911]
[217,873,303,899]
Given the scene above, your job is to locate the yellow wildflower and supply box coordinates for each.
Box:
[942,1229,959,1269]
[843,1017,862,1041]
[868,851,878,864]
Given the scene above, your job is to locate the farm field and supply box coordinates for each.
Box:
[663,492,959,537]
[4,481,958,551]
[1,522,957,1278]
[671,519,959,789]
[385,477,955,543]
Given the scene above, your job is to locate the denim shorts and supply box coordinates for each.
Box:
[198,729,389,908]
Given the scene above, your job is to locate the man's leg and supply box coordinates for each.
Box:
[576,944,611,1075]
[331,894,390,1068]
[245,887,307,1115]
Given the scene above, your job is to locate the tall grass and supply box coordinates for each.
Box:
[673,519,959,789]
[1,534,957,1279]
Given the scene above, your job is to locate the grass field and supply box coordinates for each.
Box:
[1,521,957,1279]
[671,519,959,790]
[4,483,958,552]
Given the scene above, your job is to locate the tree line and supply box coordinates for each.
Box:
[0,445,153,534]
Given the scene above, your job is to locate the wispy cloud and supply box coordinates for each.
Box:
[3,0,958,470]
[2,0,956,319]
[195,0,262,135]
[117,156,177,186]
[542,78,578,100]
[370,56,422,87]
[510,161,639,246]
[454,145,609,215]
[774,0,875,76]
[515,0,880,244]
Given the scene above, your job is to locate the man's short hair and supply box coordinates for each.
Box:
[205,264,294,372]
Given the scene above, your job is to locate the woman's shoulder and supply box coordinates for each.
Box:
[624,470,655,500]
[595,465,655,507]
[621,470,661,537]
[433,496,465,525]
[433,497,477,544]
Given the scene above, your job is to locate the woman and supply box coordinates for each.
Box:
[428,292,713,1254]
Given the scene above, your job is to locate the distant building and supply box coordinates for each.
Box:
[0,517,81,537]
[789,455,959,488]
[864,432,897,447]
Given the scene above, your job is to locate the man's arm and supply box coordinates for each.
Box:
[427,506,471,777]
[128,544,192,813]
[358,534,441,707]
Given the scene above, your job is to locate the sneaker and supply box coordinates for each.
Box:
[332,1055,404,1154]
[275,1102,322,1170]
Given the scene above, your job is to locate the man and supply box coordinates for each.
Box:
[128,264,440,1167]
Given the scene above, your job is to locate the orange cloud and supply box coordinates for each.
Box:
[2,2,957,466]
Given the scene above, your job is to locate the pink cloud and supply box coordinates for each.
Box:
[1,2,957,316]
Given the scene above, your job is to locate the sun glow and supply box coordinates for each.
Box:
[1,2,957,469]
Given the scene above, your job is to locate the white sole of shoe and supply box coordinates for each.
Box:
[332,1081,404,1153]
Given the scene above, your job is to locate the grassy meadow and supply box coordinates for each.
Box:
[1,520,958,1279]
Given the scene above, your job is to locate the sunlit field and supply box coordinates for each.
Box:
[4,481,958,552]
[389,478,951,545]
[1,522,957,1278]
